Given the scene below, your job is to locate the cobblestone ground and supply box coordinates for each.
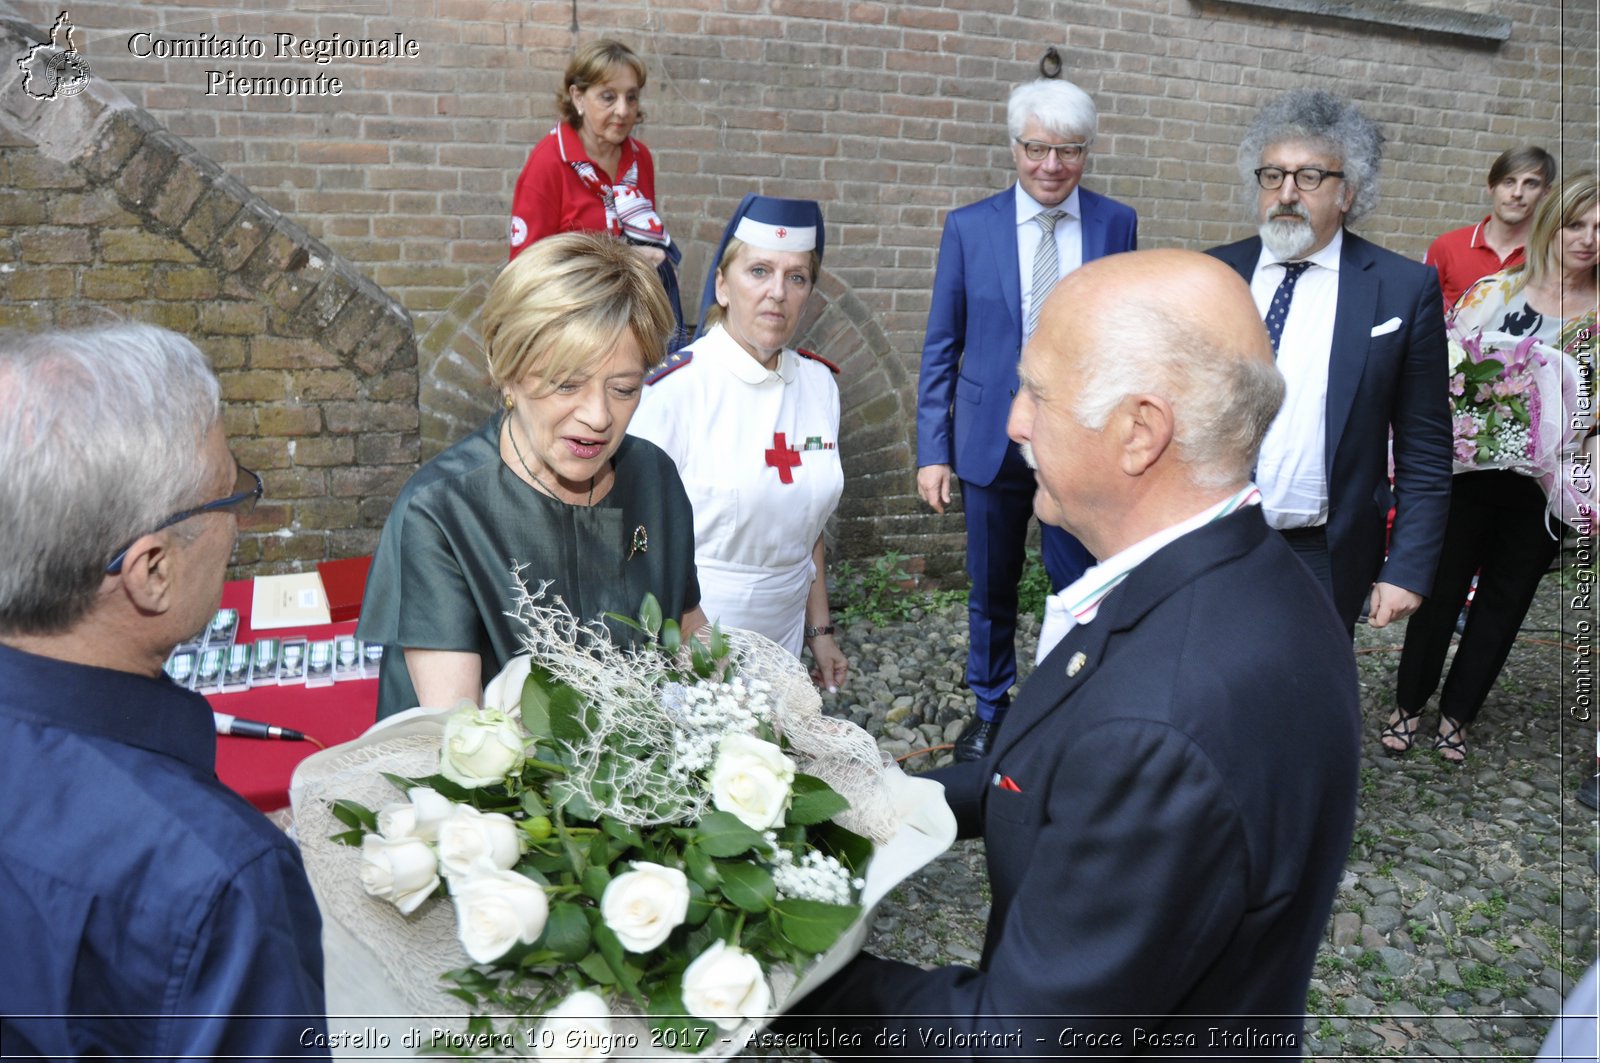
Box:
[803,550,1597,1061]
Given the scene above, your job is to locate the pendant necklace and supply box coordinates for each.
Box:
[505,414,594,506]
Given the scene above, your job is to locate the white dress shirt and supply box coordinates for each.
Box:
[1036,486,1263,662]
[1250,229,1343,530]
[1016,184,1083,337]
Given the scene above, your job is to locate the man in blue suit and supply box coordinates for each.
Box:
[916,76,1137,761]
[773,250,1361,1056]
[1206,89,1451,658]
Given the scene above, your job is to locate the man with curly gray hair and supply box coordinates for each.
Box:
[1209,88,1452,638]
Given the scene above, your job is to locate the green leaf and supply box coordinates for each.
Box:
[555,810,588,877]
[411,773,474,803]
[520,666,553,739]
[694,811,766,857]
[536,902,592,962]
[329,828,366,847]
[329,799,377,832]
[639,593,664,637]
[577,950,618,985]
[592,922,645,1006]
[708,624,729,662]
[704,906,734,941]
[519,790,549,818]
[684,880,713,926]
[602,609,647,634]
[715,861,776,913]
[549,684,590,744]
[660,619,682,656]
[379,771,424,794]
[581,864,612,902]
[602,818,645,849]
[683,845,721,890]
[526,851,571,876]
[514,863,552,887]
[556,785,598,822]
[786,775,851,826]
[689,637,714,678]
[814,820,873,874]
[774,898,861,953]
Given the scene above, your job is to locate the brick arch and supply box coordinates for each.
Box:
[416,275,496,460]
[413,267,914,562]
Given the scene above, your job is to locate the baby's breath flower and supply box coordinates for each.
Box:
[770,849,857,906]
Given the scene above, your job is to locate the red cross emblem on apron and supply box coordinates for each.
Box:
[764,432,802,484]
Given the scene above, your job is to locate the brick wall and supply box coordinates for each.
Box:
[0,11,419,576]
[3,0,1595,579]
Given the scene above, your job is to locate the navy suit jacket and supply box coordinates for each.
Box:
[1208,232,1452,625]
[778,508,1361,1058]
[916,185,1138,488]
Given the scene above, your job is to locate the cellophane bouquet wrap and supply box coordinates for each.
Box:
[1447,325,1592,531]
[290,580,955,1059]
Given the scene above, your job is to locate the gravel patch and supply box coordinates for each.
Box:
[806,553,1596,1059]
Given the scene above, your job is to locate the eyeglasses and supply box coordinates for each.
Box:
[1016,139,1088,164]
[105,463,263,574]
[1254,166,1345,192]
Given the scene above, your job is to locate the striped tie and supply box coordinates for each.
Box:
[1025,209,1065,340]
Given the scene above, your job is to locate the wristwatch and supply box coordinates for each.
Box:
[804,624,835,638]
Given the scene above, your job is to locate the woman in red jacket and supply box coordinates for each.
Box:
[508,40,686,347]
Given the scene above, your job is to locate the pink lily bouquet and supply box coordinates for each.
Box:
[1448,327,1550,472]
[1447,324,1590,530]
[290,582,955,1059]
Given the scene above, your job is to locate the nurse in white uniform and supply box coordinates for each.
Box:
[630,194,848,689]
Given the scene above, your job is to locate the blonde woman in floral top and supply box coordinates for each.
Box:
[1385,172,1597,763]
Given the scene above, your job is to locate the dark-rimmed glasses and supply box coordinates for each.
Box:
[104,463,263,574]
[1016,139,1087,164]
[1255,166,1345,192]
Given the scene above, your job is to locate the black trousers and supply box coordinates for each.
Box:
[1395,470,1561,726]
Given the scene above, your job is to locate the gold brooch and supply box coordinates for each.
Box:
[1066,651,1087,677]
[628,524,649,560]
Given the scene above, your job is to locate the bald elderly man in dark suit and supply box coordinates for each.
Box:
[772,250,1361,1058]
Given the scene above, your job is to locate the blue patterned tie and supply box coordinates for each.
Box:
[1264,261,1312,357]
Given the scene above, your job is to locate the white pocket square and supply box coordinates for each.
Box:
[1370,317,1402,337]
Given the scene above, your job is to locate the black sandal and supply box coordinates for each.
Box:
[1380,708,1423,755]
[1433,717,1468,764]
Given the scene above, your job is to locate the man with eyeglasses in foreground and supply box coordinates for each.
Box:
[915,74,1137,762]
[0,324,329,1058]
[1209,88,1451,635]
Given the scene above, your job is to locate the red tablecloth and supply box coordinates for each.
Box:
[211,580,377,812]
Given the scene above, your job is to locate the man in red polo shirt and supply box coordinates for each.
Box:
[1425,146,1555,308]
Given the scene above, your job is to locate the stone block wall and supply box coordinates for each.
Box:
[2,0,1595,579]
[0,11,419,575]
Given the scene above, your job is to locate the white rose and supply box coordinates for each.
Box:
[440,706,527,788]
[359,833,439,915]
[482,654,533,715]
[376,785,453,842]
[708,733,795,831]
[680,940,771,1031]
[530,990,612,1060]
[599,862,690,953]
[450,868,549,963]
[437,804,523,878]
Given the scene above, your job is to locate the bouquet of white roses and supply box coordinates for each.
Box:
[293,582,951,1058]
